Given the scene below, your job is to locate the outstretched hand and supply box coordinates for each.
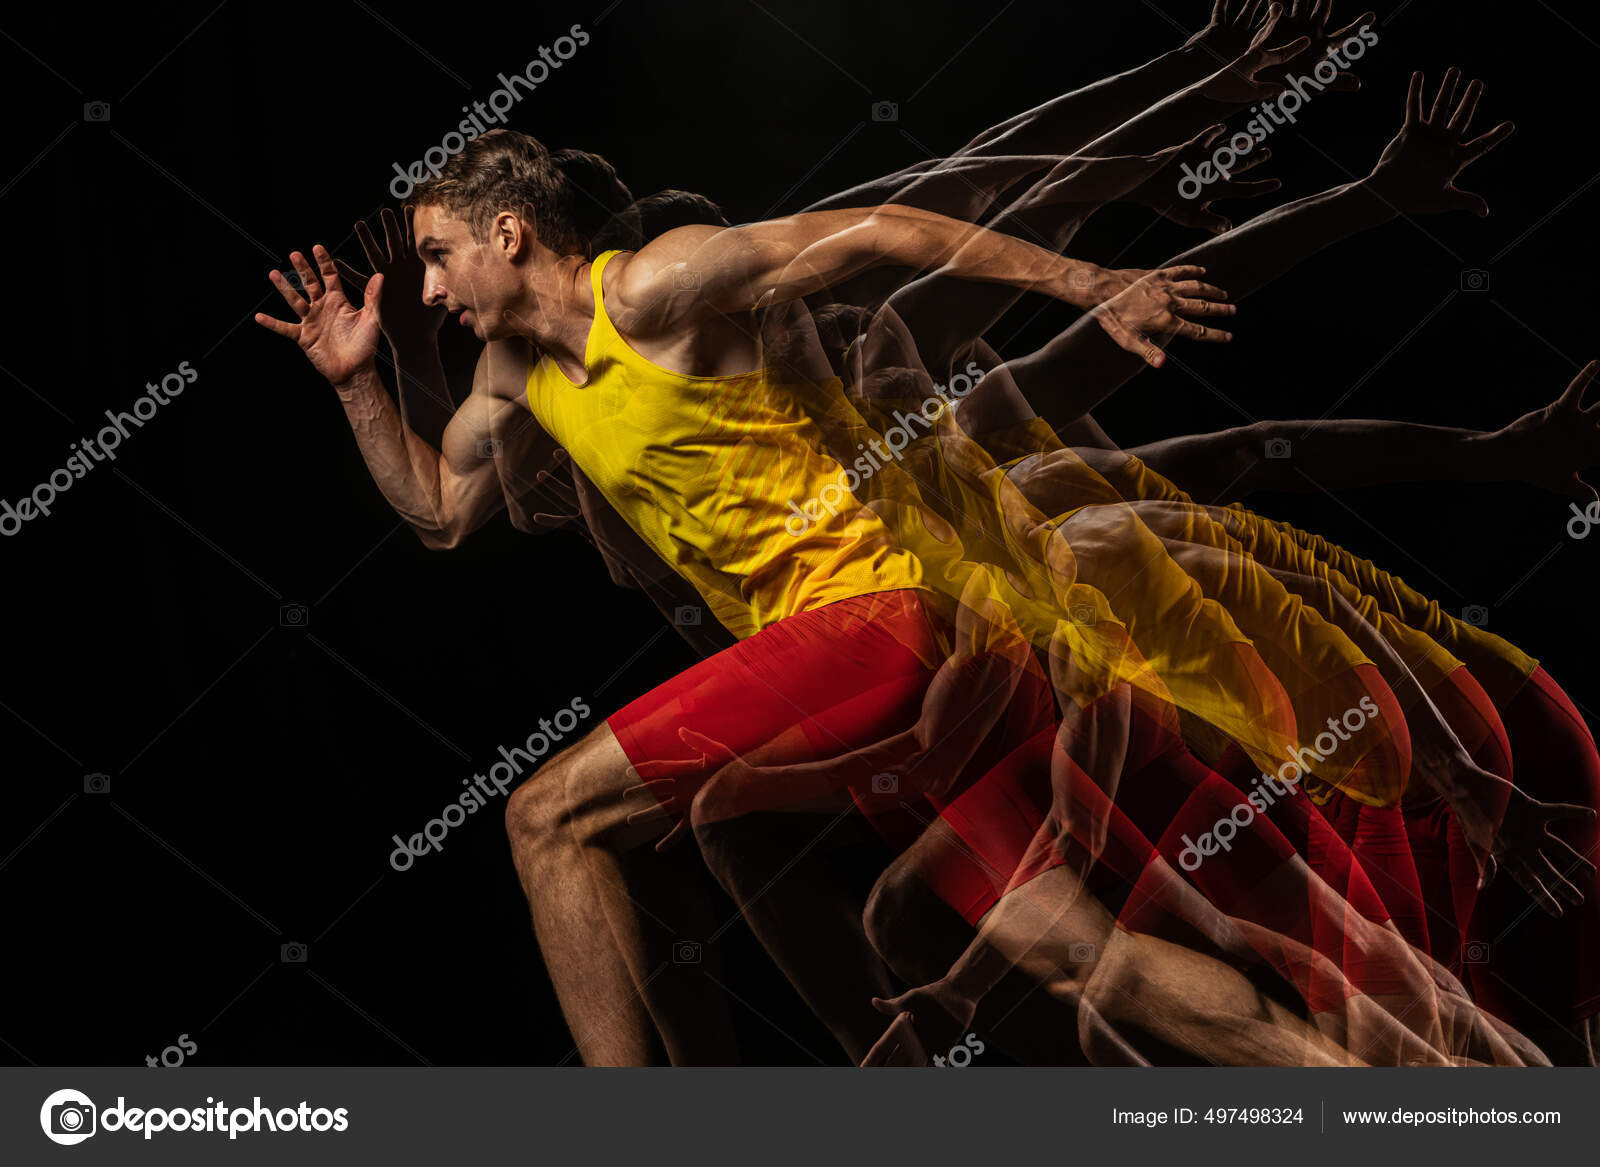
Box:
[1481,785,1597,917]
[1194,4,1313,107]
[1250,1,1375,94]
[1091,265,1236,368]
[254,245,384,386]
[1366,68,1515,217]
[1490,361,1600,506]
[1182,0,1275,63]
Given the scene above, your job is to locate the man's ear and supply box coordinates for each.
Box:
[494,207,536,259]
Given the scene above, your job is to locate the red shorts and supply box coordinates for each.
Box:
[607,587,1056,828]
[918,697,1422,1011]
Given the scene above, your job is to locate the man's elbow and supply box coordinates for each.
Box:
[413,521,465,552]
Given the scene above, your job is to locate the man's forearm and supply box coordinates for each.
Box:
[807,38,1217,220]
[872,204,1110,307]
[1003,178,1397,428]
[805,154,1055,221]
[332,363,453,540]
[1132,419,1496,503]
[960,42,1220,160]
[1171,178,1396,300]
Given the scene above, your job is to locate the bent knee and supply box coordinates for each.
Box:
[505,763,568,844]
[505,723,627,842]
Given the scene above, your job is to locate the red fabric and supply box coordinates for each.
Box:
[1468,666,1600,1025]
[926,695,1423,1011]
[607,585,1056,828]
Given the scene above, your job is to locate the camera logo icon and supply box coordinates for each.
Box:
[673,269,700,290]
[673,940,702,964]
[475,437,503,459]
[1070,603,1096,625]
[870,772,899,795]
[40,1089,97,1145]
[279,603,309,628]
[1460,268,1489,292]
[871,100,899,122]
[673,605,702,627]
[1068,941,1097,964]
[1464,940,1491,963]
[281,942,308,963]
[83,772,111,794]
[1461,605,1489,627]
[83,101,111,122]
[1265,438,1292,459]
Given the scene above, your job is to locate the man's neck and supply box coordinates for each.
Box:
[515,254,595,381]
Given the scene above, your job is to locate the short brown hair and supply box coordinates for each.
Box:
[408,130,631,257]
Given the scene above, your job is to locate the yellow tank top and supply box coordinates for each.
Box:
[524,251,925,636]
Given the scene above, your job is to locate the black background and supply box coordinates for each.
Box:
[3,0,1597,1066]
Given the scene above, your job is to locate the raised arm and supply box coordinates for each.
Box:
[997,70,1514,427]
[1132,364,1600,504]
[609,208,1232,366]
[254,243,552,550]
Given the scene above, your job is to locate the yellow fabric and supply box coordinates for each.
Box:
[830,397,1409,804]
[1211,506,1539,706]
[814,381,1316,793]
[946,412,1538,806]
[524,251,925,637]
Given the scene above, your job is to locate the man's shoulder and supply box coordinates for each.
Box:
[605,225,725,296]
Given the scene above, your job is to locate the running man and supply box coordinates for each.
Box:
[254,128,1235,1063]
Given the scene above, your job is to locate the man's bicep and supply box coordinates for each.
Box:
[621,211,900,316]
[438,393,528,494]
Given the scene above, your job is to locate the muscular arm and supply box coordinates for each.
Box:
[824,18,1310,384]
[810,0,1287,219]
[1132,418,1490,502]
[1134,364,1600,504]
[332,363,540,550]
[999,71,1511,428]
[612,208,1226,371]
[254,243,555,550]
[615,207,1117,323]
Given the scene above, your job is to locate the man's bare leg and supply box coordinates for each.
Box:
[506,723,739,1065]
[864,822,1366,1066]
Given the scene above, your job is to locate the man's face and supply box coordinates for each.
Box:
[412,204,524,341]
